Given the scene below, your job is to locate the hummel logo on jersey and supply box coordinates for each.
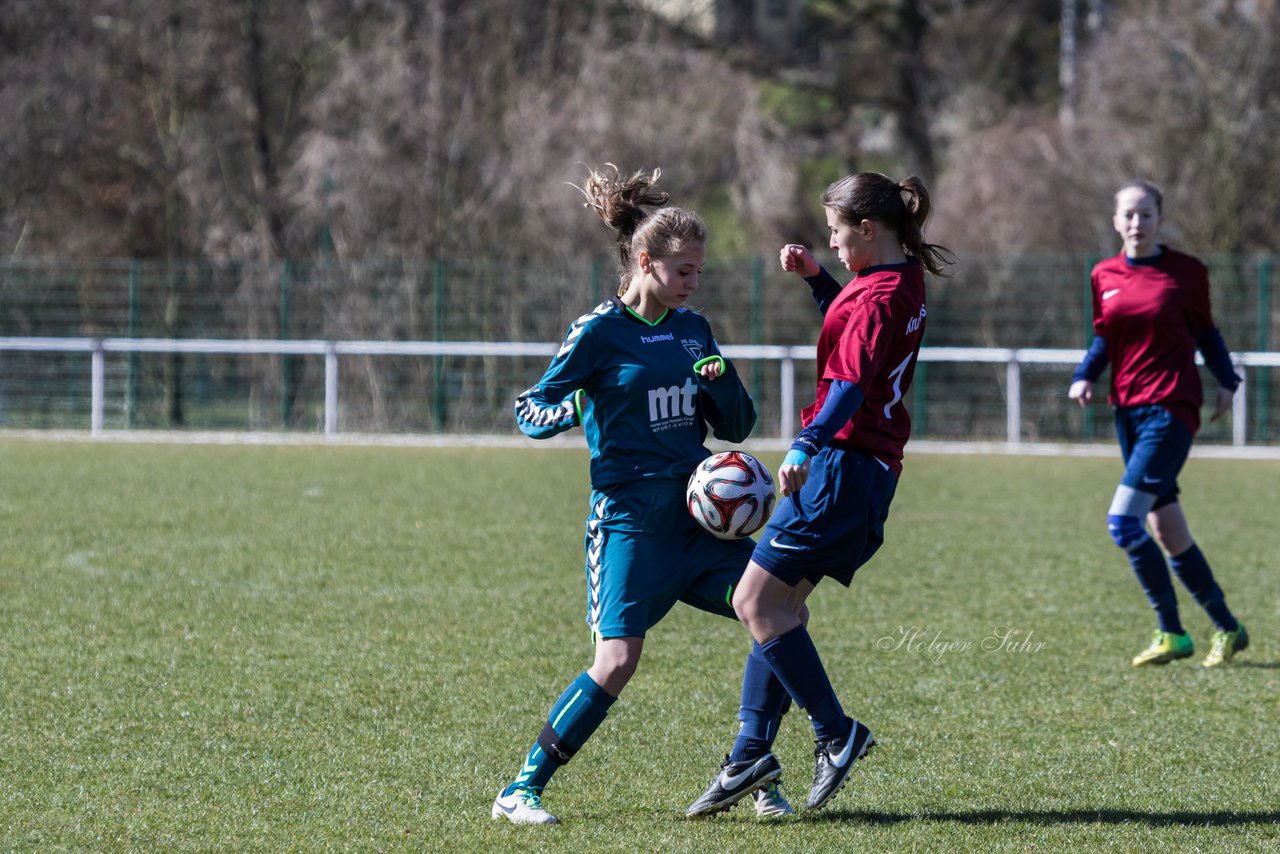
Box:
[641,332,675,344]
[557,301,613,358]
[1102,288,1122,300]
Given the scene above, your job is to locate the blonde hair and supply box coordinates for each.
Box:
[823,172,955,276]
[574,164,707,295]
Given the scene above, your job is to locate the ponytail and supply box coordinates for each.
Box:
[573,164,706,295]
[897,176,954,276]
[823,172,955,276]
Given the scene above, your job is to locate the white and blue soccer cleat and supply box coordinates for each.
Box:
[491,787,559,825]
[752,779,795,818]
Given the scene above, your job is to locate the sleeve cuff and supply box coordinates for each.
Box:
[692,355,725,376]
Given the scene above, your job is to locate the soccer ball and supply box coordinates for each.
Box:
[687,451,776,540]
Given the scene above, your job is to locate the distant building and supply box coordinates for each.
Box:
[633,0,805,54]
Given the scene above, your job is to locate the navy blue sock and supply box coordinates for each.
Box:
[504,672,616,795]
[1127,538,1184,635]
[759,625,848,742]
[1169,544,1237,632]
[728,641,792,763]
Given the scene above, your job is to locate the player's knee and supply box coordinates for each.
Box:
[731,589,764,628]
[1107,513,1150,551]
[593,641,641,685]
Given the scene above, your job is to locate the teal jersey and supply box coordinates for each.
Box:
[515,297,757,489]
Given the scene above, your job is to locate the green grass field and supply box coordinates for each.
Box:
[1,438,1277,852]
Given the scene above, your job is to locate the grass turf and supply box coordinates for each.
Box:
[1,439,1276,852]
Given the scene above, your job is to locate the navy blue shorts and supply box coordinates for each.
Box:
[751,446,898,588]
[1114,405,1192,510]
[584,480,754,639]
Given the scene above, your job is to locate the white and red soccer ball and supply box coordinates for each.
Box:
[686,451,776,540]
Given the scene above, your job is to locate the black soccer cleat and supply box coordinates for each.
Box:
[685,753,783,817]
[806,718,875,810]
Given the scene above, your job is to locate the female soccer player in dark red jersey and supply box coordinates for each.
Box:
[687,173,953,817]
[1069,180,1247,668]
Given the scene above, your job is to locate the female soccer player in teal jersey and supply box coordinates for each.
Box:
[1069,180,1247,668]
[492,165,793,824]
[688,172,953,816]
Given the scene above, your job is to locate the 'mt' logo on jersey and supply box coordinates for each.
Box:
[647,377,698,432]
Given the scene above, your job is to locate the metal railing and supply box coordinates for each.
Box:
[3,337,1278,444]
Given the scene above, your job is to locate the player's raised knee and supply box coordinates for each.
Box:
[1107,513,1150,551]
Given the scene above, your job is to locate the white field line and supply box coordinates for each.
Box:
[3,429,1280,460]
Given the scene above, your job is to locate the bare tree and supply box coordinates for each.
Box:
[934,0,1280,256]
[1060,0,1078,126]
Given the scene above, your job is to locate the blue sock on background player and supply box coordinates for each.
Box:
[728,641,792,763]
[504,672,615,795]
[1169,544,1237,632]
[1125,537,1185,635]
[759,625,849,742]
[1109,509,1184,635]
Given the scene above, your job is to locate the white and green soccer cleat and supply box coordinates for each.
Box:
[752,780,795,818]
[491,787,559,825]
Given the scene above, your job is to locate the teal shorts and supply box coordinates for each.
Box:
[584,479,755,639]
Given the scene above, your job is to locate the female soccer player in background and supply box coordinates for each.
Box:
[687,172,952,817]
[1069,180,1248,668]
[492,165,794,824]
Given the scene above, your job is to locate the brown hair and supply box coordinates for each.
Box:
[822,172,955,275]
[1115,179,1163,214]
[574,164,707,295]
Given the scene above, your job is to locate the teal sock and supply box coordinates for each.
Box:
[505,672,615,795]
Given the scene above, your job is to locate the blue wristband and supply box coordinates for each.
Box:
[782,448,809,468]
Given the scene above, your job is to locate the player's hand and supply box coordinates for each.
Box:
[777,449,811,497]
[1210,386,1234,422]
[779,244,820,278]
[1068,379,1093,407]
[697,359,723,381]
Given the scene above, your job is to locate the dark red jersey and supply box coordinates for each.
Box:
[802,261,927,476]
[1090,248,1215,433]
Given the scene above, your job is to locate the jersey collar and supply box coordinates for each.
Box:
[611,296,669,326]
[855,258,921,278]
[1124,246,1166,267]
